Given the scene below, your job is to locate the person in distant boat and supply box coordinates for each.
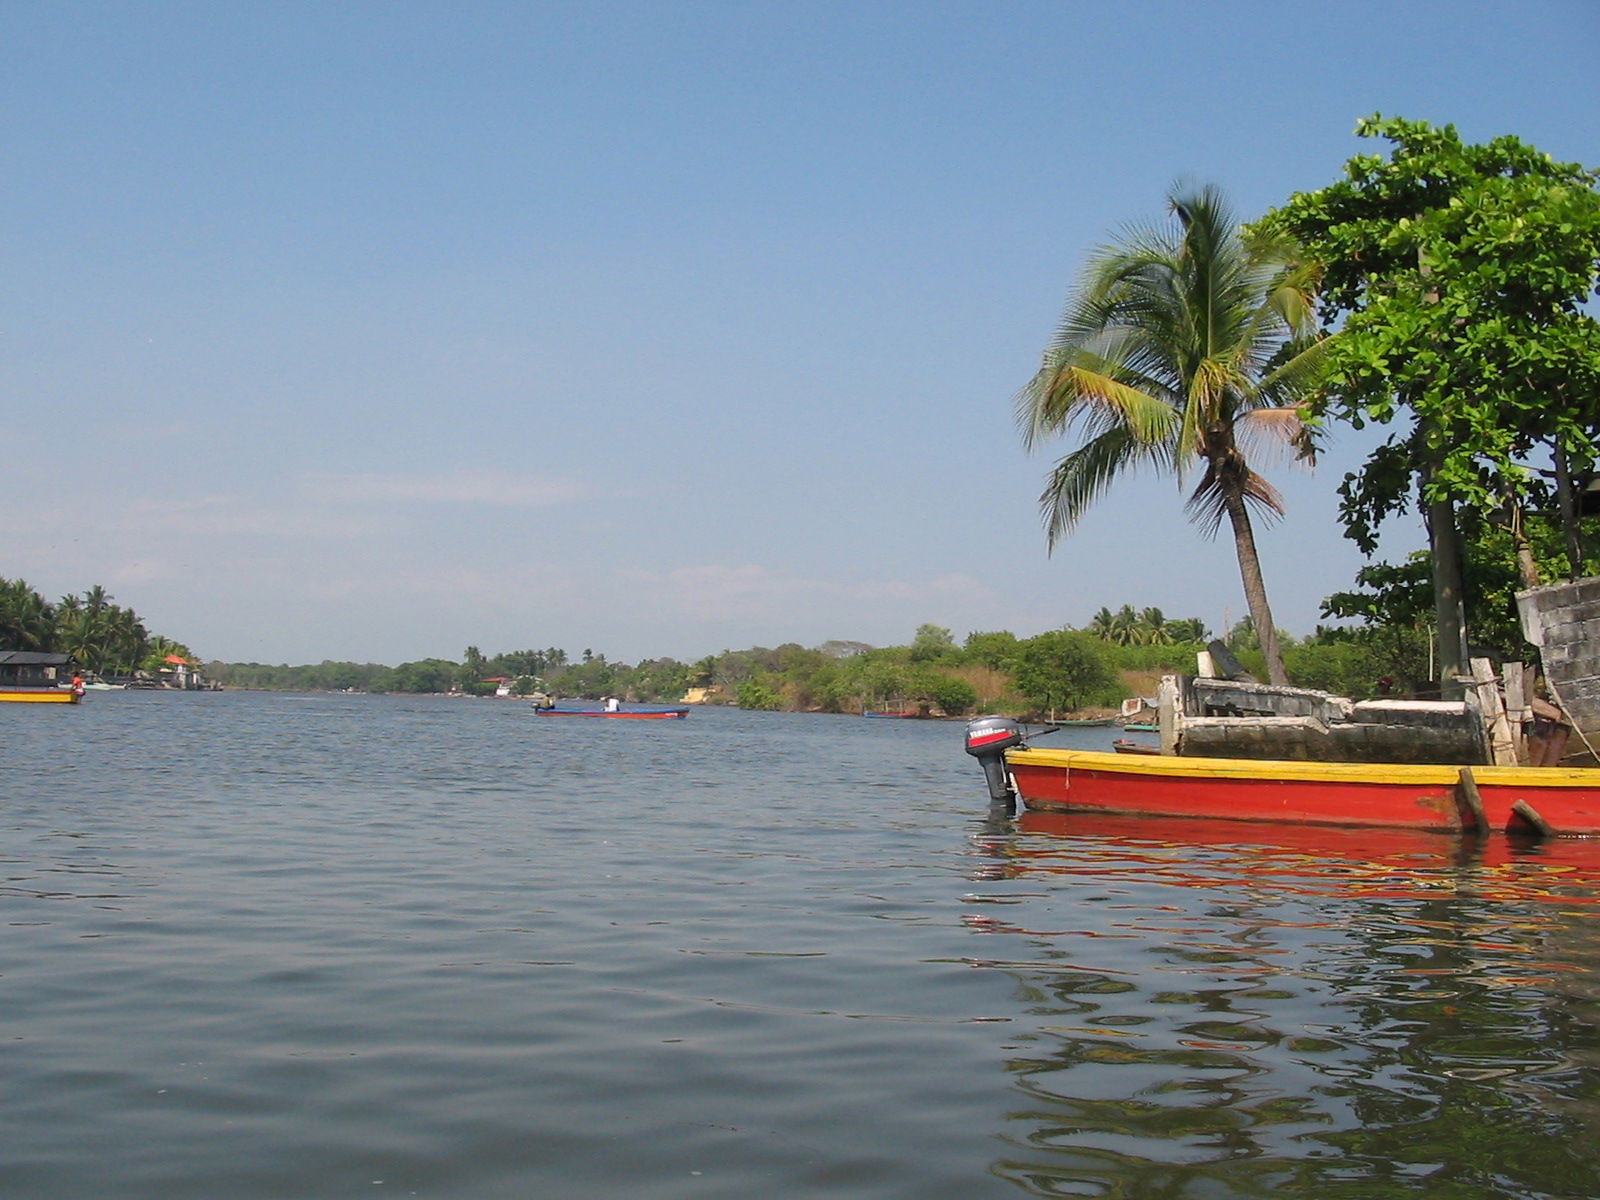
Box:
[605,695,620,712]
[71,673,84,697]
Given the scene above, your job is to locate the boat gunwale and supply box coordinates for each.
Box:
[1007,746,1600,789]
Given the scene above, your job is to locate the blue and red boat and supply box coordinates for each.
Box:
[533,705,688,720]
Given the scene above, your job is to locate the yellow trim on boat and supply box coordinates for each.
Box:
[1007,747,1600,788]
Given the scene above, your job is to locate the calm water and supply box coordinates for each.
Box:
[6,693,1600,1200]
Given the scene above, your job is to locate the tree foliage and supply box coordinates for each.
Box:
[0,578,173,677]
[1264,115,1600,579]
[1010,630,1116,717]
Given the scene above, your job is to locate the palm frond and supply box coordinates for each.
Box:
[1254,333,1332,405]
[1185,461,1288,537]
[1233,406,1315,469]
[1039,427,1165,549]
[1016,359,1179,449]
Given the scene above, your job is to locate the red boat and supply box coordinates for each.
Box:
[1006,746,1600,836]
[966,717,1600,837]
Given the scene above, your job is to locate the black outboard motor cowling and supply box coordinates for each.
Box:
[965,716,1023,803]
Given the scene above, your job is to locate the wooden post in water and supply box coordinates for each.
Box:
[1454,767,1489,836]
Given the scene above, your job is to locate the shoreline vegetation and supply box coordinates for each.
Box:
[0,578,199,685]
[202,612,1436,722]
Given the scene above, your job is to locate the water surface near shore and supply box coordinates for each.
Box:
[6,692,1599,1199]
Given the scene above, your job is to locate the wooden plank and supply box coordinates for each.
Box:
[1503,662,1530,766]
[1471,657,1517,766]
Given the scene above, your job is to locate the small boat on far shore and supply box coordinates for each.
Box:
[533,705,689,720]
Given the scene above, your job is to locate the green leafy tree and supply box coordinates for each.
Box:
[385,658,459,693]
[856,656,910,711]
[909,623,958,663]
[736,679,782,710]
[963,630,1021,670]
[631,657,690,702]
[1264,115,1600,689]
[914,671,978,717]
[1011,630,1115,718]
[1016,185,1323,684]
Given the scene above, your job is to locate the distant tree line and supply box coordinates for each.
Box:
[0,578,195,678]
[204,608,1445,718]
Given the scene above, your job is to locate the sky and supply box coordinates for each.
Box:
[4,1,1598,666]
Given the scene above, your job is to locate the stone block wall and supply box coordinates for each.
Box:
[1518,577,1600,767]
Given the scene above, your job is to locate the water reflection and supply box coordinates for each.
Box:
[966,814,1600,1199]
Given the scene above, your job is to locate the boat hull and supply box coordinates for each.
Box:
[534,707,688,719]
[0,688,80,704]
[1006,747,1600,836]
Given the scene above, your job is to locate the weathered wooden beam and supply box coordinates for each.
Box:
[1455,767,1489,836]
[1509,799,1556,838]
[1503,662,1530,766]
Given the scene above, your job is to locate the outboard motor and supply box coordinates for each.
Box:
[965,716,1023,804]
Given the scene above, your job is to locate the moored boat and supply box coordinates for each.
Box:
[0,652,84,703]
[1004,745,1600,835]
[966,705,1600,838]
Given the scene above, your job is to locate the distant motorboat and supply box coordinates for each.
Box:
[533,705,689,720]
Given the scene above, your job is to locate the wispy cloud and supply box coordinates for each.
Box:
[618,563,999,622]
[117,494,392,540]
[301,470,594,508]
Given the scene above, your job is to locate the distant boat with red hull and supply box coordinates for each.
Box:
[533,706,689,720]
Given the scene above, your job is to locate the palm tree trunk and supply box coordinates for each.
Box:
[1424,490,1469,701]
[1554,438,1586,580]
[1222,491,1289,685]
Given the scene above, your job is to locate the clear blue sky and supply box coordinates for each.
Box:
[5,1,1597,665]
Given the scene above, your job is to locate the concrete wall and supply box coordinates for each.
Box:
[1518,576,1600,767]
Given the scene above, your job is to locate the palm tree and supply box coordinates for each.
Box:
[1139,607,1174,646]
[1167,616,1208,644]
[1088,606,1118,640]
[0,578,57,651]
[1110,603,1140,646]
[1015,185,1323,685]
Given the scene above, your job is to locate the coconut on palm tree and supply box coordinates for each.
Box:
[1015,185,1323,685]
